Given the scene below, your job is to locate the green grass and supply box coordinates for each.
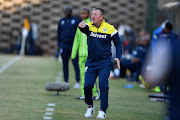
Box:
[0,54,17,68]
[0,55,166,120]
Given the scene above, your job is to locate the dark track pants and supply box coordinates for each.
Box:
[84,65,111,112]
[60,48,80,83]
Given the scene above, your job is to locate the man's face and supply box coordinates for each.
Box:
[81,10,89,20]
[64,9,72,18]
[163,28,171,34]
[91,10,103,25]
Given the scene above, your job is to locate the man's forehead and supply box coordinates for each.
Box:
[92,10,100,14]
[81,10,89,13]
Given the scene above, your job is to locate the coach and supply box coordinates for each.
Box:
[78,8,122,119]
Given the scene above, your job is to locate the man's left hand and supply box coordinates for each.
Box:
[115,58,120,69]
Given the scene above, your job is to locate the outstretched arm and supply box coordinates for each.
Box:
[78,21,89,35]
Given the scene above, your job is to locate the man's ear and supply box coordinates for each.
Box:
[101,15,104,20]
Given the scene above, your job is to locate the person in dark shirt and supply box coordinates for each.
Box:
[151,22,173,57]
[121,29,150,81]
[57,6,80,88]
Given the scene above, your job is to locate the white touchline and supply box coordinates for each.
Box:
[58,71,63,75]
[56,77,61,82]
[45,112,53,116]
[46,108,54,112]
[43,71,62,119]
[48,103,56,107]
[0,56,21,74]
[56,71,62,82]
[43,103,56,119]
[43,116,52,120]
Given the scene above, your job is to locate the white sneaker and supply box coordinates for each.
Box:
[75,96,85,100]
[93,96,100,101]
[97,110,106,119]
[74,82,81,89]
[85,106,95,118]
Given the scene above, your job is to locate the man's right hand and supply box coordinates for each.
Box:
[78,21,86,28]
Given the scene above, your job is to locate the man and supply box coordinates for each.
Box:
[71,8,100,100]
[78,8,122,119]
[57,6,80,88]
[21,17,30,55]
[142,39,180,120]
[150,22,174,92]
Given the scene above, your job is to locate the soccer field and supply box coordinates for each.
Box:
[0,55,166,120]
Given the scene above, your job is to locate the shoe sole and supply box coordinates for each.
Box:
[94,98,100,101]
[97,117,106,119]
[97,116,106,119]
[75,97,85,100]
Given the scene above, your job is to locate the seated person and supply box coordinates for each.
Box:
[121,29,150,81]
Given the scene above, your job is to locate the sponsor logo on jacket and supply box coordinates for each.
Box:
[90,32,107,38]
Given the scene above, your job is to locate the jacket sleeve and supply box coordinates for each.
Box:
[57,21,61,47]
[71,28,80,59]
[151,29,159,57]
[78,25,89,35]
[170,31,174,43]
[111,29,123,60]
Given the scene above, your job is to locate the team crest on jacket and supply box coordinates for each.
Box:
[103,28,107,32]
[61,20,65,25]
[71,19,75,24]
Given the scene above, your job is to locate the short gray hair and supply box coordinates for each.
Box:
[93,8,104,16]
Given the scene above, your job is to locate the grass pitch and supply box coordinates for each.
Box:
[0,55,166,120]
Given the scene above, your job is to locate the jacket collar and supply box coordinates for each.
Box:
[92,19,105,28]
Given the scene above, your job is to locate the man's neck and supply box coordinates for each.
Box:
[95,21,103,28]
[66,15,72,19]
[83,17,89,21]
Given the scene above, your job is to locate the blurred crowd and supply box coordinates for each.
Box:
[2,17,43,55]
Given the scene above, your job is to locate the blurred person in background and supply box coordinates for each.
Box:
[147,22,174,92]
[118,25,135,48]
[57,6,81,88]
[124,29,136,48]
[71,8,100,100]
[136,29,150,46]
[120,29,150,81]
[142,38,180,120]
[20,17,31,55]
[17,18,40,55]
[25,17,35,55]
[14,31,22,54]
[78,8,122,119]
[151,22,174,57]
